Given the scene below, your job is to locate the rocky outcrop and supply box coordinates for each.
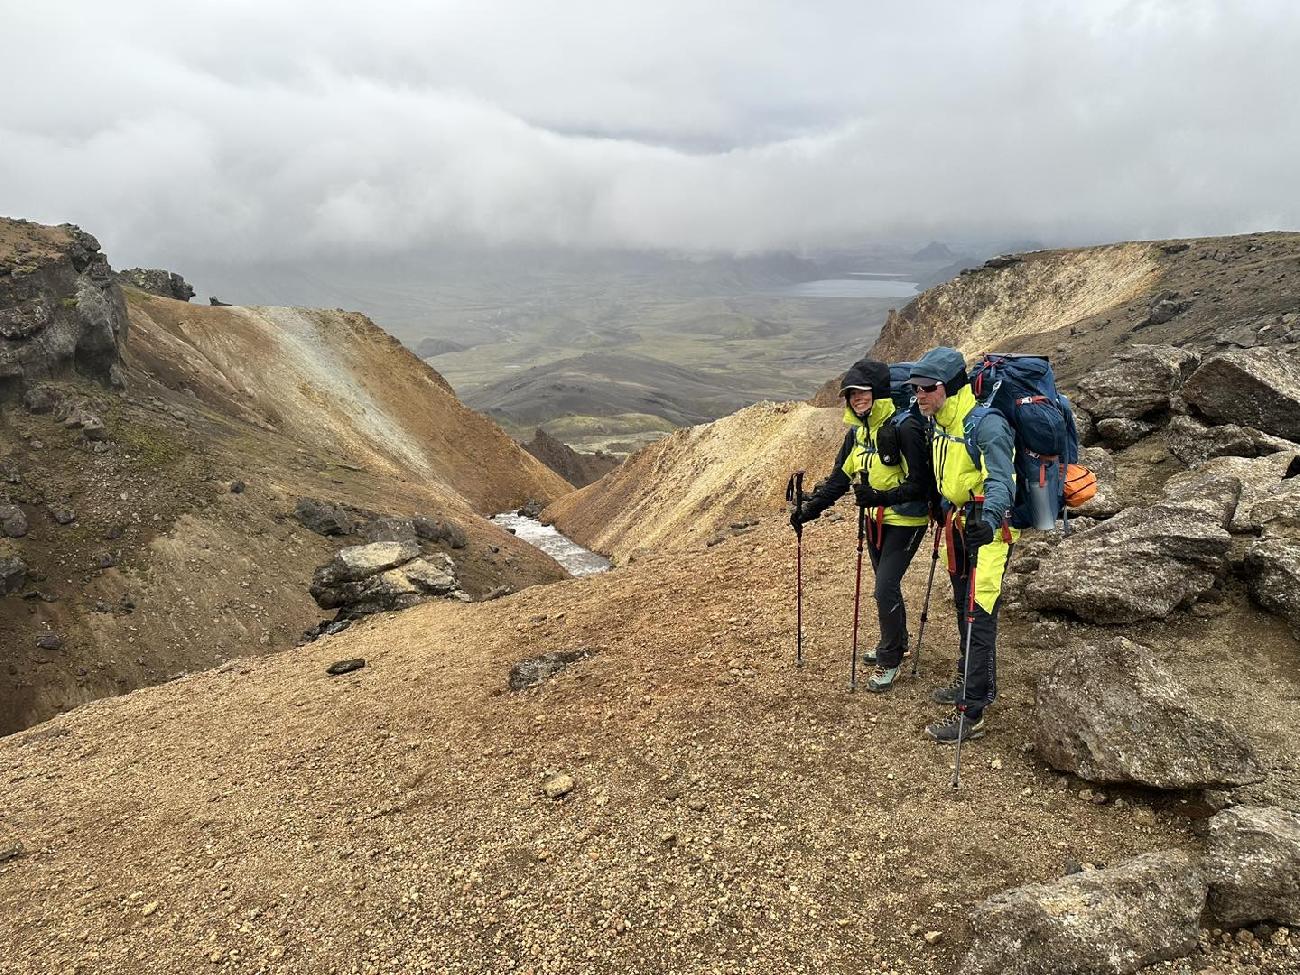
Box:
[1206,805,1300,927]
[523,428,620,488]
[1183,346,1300,442]
[115,268,195,302]
[1025,473,1238,623]
[294,498,469,549]
[0,219,127,392]
[1071,446,1124,518]
[309,540,466,620]
[0,555,26,594]
[963,850,1206,975]
[1244,536,1300,637]
[1035,637,1263,789]
[1165,414,1295,467]
[1074,344,1199,420]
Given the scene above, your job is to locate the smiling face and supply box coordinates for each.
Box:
[846,388,874,415]
[911,378,947,417]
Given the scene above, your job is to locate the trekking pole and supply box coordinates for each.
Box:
[951,494,984,792]
[911,523,943,678]
[785,472,806,668]
[849,498,866,692]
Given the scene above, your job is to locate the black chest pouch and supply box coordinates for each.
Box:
[875,421,902,467]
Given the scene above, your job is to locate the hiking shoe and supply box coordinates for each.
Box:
[929,674,964,706]
[862,645,911,666]
[866,665,900,693]
[925,709,985,744]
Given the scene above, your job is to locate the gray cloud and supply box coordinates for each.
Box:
[2,0,1297,265]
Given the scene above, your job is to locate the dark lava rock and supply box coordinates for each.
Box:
[326,658,366,676]
[1183,347,1300,442]
[516,498,545,519]
[412,516,468,549]
[48,507,76,525]
[294,497,357,536]
[362,517,418,544]
[229,480,246,494]
[0,505,29,538]
[35,633,64,651]
[509,648,596,692]
[22,385,58,414]
[0,556,28,594]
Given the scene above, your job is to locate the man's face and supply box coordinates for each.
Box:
[847,388,873,415]
[911,378,947,417]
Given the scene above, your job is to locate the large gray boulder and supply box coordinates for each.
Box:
[1035,637,1263,789]
[1206,805,1300,926]
[1025,476,1238,623]
[0,220,127,392]
[1183,346,1300,442]
[309,545,461,617]
[1074,345,1200,420]
[312,540,420,587]
[1163,452,1300,534]
[1244,535,1300,637]
[963,850,1206,975]
[1072,446,1123,519]
[1165,414,1296,468]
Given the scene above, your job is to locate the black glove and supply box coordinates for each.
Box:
[853,481,885,508]
[963,516,996,550]
[790,501,819,530]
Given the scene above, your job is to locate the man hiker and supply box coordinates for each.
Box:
[789,358,932,692]
[907,347,1017,744]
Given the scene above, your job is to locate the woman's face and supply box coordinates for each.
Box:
[847,388,873,415]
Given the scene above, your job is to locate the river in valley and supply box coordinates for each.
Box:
[490,513,611,576]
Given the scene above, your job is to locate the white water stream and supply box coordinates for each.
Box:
[490,513,611,576]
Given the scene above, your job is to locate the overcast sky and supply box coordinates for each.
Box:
[3,0,1297,265]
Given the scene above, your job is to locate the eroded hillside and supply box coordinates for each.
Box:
[1,218,572,733]
[544,401,843,561]
[866,232,1300,381]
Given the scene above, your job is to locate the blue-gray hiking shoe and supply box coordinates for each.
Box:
[925,709,986,744]
[866,665,900,693]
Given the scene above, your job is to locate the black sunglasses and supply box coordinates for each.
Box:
[910,380,943,393]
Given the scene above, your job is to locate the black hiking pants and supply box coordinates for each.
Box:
[947,528,1014,722]
[866,521,927,669]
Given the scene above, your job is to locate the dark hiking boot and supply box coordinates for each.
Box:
[925,709,985,744]
[866,665,900,693]
[929,673,964,706]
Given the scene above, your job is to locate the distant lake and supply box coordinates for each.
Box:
[774,277,920,298]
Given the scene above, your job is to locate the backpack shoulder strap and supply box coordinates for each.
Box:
[961,405,993,466]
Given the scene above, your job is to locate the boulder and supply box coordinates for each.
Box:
[412,516,468,549]
[22,385,58,414]
[294,497,358,537]
[1095,417,1158,448]
[1072,446,1124,519]
[1183,346,1300,442]
[1071,406,1097,447]
[0,555,27,594]
[1035,637,1263,789]
[1074,345,1200,420]
[963,850,1206,975]
[362,517,418,544]
[312,540,420,586]
[1243,535,1300,636]
[1162,452,1300,534]
[0,221,128,391]
[1025,477,1237,623]
[114,268,195,301]
[0,505,28,538]
[1206,805,1300,927]
[398,556,458,595]
[1165,414,1296,467]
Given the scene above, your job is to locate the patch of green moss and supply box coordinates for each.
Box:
[60,296,79,310]
[103,409,188,470]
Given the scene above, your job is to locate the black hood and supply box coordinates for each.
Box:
[839,358,891,402]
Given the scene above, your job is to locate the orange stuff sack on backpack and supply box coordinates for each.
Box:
[1063,464,1098,508]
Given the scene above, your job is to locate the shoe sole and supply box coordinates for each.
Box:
[926,727,985,744]
[866,681,897,694]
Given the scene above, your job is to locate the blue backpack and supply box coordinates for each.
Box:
[888,361,917,412]
[963,354,1080,530]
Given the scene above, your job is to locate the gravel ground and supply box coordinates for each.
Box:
[1,513,1296,975]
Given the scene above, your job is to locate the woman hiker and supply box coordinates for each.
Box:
[789,357,933,692]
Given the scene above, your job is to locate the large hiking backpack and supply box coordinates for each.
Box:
[873,361,921,467]
[887,361,917,412]
[964,353,1081,530]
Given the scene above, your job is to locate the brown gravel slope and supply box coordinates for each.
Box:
[543,402,843,561]
[4,509,1297,975]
